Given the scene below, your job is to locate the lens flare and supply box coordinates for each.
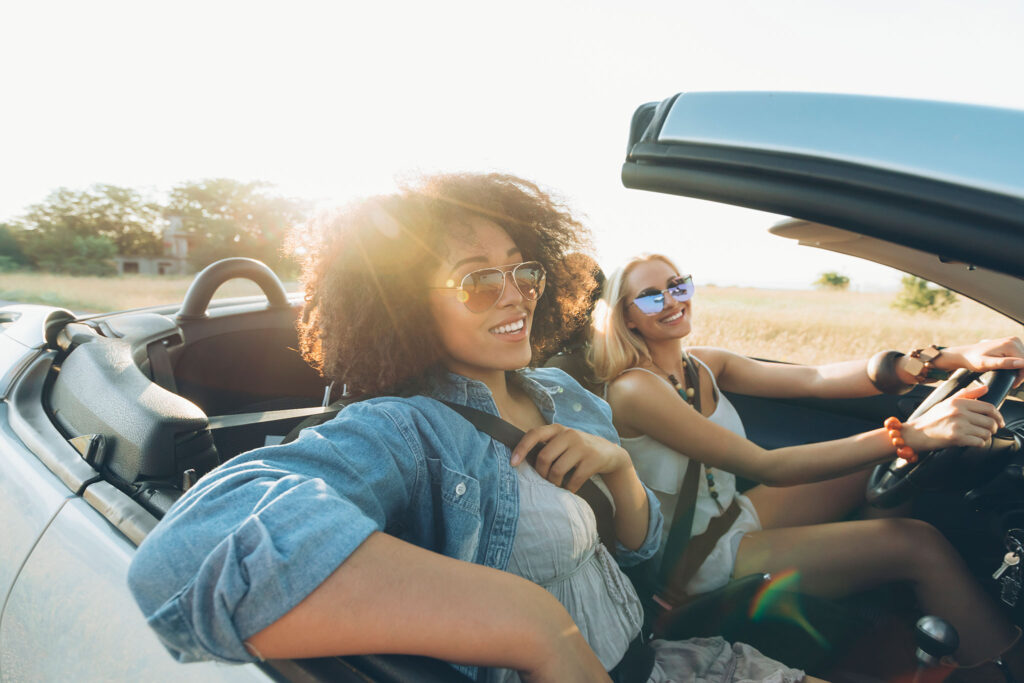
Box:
[748,569,830,649]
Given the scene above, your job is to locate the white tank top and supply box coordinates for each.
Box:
[615,356,762,594]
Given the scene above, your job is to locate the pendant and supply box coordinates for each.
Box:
[667,374,694,405]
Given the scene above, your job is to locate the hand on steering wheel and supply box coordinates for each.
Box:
[902,384,1004,452]
[943,337,1024,387]
[867,369,1021,508]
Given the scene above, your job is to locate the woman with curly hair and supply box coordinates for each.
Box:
[127,174,811,682]
[591,252,1024,677]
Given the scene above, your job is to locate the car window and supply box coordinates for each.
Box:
[685,284,1023,366]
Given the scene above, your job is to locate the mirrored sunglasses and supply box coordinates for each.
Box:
[630,275,694,315]
[433,261,547,313]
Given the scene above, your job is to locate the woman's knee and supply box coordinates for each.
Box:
[872,517,956,568]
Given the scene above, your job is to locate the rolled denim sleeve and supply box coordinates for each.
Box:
[614,484,663,567]
[127,403,423,663]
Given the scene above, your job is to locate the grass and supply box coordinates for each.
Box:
[0,272,300,313]
[686,286,1023,365]
[1,273,1020,365]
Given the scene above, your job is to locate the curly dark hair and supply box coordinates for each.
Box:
[288,172,596,397]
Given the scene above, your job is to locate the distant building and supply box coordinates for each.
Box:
[114,217,190,276]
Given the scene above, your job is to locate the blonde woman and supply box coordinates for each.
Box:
[591,252,1024,676]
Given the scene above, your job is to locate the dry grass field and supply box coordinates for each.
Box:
[2,273,1020,365]
[0,272,300,313]
[687,286,1023,365]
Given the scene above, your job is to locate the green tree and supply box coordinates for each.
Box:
[63,236,119,276]
[815,271,850,290]
[165,179,310,274]
[0,223,29,271]
[14,184,163,274]
[892,275,957,314]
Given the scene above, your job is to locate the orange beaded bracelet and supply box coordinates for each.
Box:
[884,416,918,464]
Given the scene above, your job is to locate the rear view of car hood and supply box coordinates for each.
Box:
[770,218,1023,324]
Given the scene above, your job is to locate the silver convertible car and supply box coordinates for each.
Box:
[2,92,1023,681]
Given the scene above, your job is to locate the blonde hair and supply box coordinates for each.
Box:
[589,253,683,383]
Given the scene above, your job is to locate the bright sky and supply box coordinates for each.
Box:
[3,0,1023,289]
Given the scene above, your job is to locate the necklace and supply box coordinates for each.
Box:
[662,354,723,508]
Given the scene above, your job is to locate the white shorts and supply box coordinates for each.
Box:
[652,490,763,596]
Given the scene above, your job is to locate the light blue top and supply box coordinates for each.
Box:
[127,367,662,681]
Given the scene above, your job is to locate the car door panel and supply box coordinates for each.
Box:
[723,386,930,451]
[0,498,268,682]
[0,403,70,611]
[725,392,876,450]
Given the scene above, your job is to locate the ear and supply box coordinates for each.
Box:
[626,320,638,330]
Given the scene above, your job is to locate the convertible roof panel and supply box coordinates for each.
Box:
[622,92,1024,279]
[656,92,1024,199]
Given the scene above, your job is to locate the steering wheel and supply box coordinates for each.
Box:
[866,368,1021,508]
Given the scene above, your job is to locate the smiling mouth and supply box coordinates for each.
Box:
[490,318,526,335]
[660,309,684,323]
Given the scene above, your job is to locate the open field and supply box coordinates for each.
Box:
[1,273,1020,365]
[0,272,300,313]
[687,286,1023,365]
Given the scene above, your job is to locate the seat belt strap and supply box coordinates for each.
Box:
[439,400,619,556]
[146,339,178,393]
[207,405,339,431]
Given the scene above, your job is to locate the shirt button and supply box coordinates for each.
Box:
[455,482,467,496]
[572,402,582,412]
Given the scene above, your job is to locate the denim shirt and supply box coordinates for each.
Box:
[127,367,662,680]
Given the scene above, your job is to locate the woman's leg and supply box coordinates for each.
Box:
[743,470,871,530]
[744,468,911,529]
[734,517,1014,665]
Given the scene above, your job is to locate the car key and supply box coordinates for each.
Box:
[993,551,1020,580]
[1001,565,1023,607]
[998,531,1024,607]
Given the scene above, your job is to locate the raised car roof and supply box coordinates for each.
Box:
[623,92,1024,279]
[656,92,1024,200]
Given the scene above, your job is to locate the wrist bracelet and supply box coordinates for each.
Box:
[884,416,918,464]
[906,345,952,383]
[867,350,915,395]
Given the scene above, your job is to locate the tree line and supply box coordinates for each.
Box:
[0,179,309,277]
[816,270,955,313]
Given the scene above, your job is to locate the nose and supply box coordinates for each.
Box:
[663,289,684,307]
[495,269,525,307]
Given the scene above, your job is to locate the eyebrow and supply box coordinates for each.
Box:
[449,247,522,274]
[634,275,682,297]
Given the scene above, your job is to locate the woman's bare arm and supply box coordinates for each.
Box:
[600,463,654,551]
[246,532,610,682]
[693,337,1024,400]
[607,371,1002,487]
[692,347,879,399]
